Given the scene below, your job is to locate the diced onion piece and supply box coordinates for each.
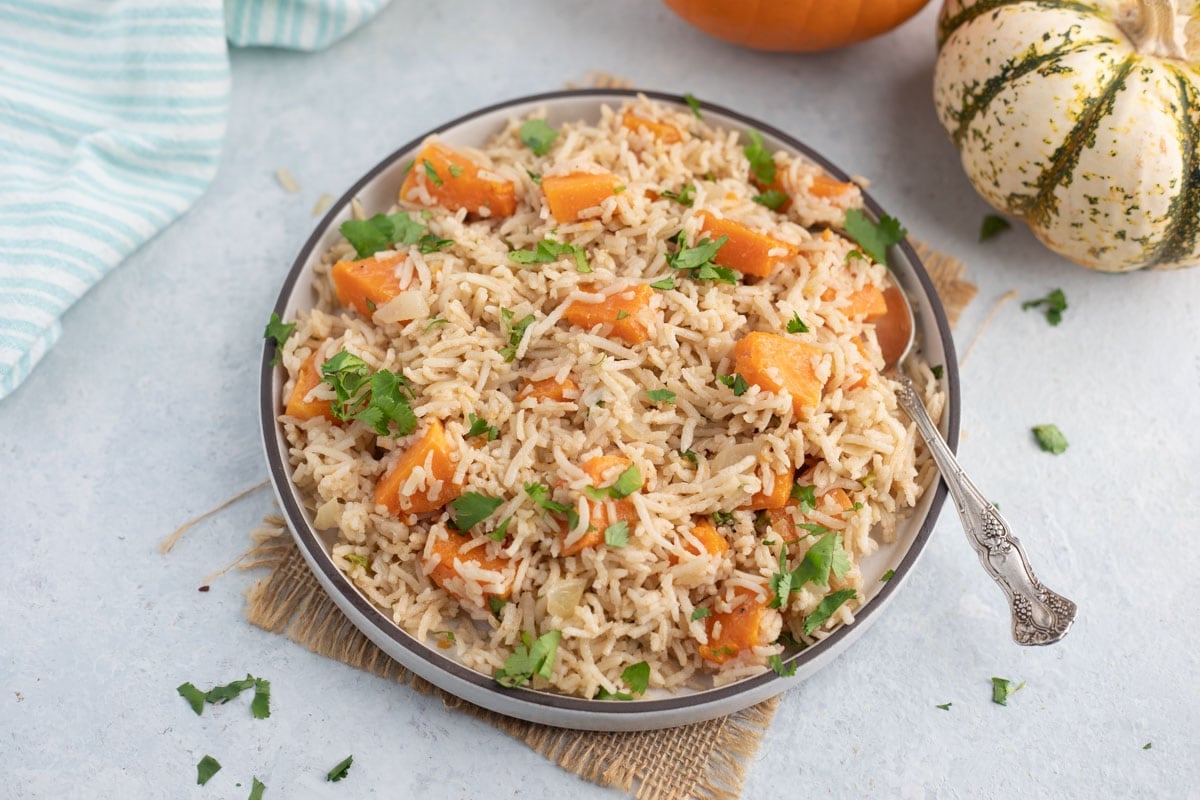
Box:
[710,442,759,473]
[545,578,587,618]
[313,498,342,530]
[373,290,429,324]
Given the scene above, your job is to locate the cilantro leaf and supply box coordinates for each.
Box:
[768,654,797,677]
[667,233,728,272]
[176,682,205,715]
[790,484,816,513]
[204,674,257,705]
[1143,742,1152,750]
[418,233,454,254]
[467,413,500,441]
[843,208,906,267]
[603,521,630,548]
[339,212,429,259]
[1032,424,1068,455]
[790,532,851,588]
[753,190,789,211]
[450,492,503,531]
[422,159,442,186]
[712,510,734,526]
[880,569,895,582]
[802,588,856,635]
[320,350,373,420]
[508,237,590,273]
[448,163,464,178]
[991,676,1026,706]
[494,630,562,688]
[785,312,809,334]
[931,364,944,380]
[524,482,571,514]
[248,777,265,800]
[936,702,952,710]
[768,544,793,609]
[661,184,695,207]
[425,317,448,331]
[519,119,558,156]
[845,249,865,265]
[353,369,417,437]
[646,389,675,404]
[650,276,675,291]
[197,755,221,786]
[1022,289,1067,326]
[250,677,270,720]
[684,93,703,119]
[499,308,536,363]
[526,169,542,184]
[681,449,698,464]
[327,755,353,783]
[743,129,776,185]
[690,607,711,620]
[263,313,295,365]
[980,214,1011,242]
[717,373,749,396]
[488,596,507,618]
[622,661,650,694]
[490,517,511,542]
[607,464,642,499]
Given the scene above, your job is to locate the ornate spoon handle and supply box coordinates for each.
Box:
[890,372,1077,645]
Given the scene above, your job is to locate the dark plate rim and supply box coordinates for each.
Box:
[259,87,960,717]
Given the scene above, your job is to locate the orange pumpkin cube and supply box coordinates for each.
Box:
[284,351,335,422]
[620,112,684,144]
[822,284,887,319]
[697,212,795,278]
[809,173,854,199]
[424,533,511,602]
[562,455,641,556]
[684,519,729,557]
[698,588,767,664]
[331,253,406,318]
[374,419,462,517]
[400,142,516,218]
[562,284,653,345]
[541,171,623,221]
[732,331,824,416]
[517,376,580,402]
[740,469,794,511]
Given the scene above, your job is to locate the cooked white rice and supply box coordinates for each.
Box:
[279,96,942,698]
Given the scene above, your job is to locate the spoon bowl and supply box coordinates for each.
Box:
[877,274,1078,645]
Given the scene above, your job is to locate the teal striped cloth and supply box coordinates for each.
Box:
[0,0,389,399]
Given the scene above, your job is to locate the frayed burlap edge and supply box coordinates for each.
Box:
[241,246,974,799]
[243,517,775,800]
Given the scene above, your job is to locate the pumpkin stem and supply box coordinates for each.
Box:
[1118,0,1189,60]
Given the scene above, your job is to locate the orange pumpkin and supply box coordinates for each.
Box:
[661,0,933,52]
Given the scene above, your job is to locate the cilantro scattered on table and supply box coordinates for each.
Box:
[667,231,735,283]
[786,312,809,334]
[263,313,295,365]
[450,492,503,531]
[603,521,630,548]
[250,678,270,720]
[1022,289,1067,326]
[508,236,590,273]
[1143,742,1152,750]
[684,93,703,119]
[1032,424,1068,455]
[203,674,258,706]
[936,702,952,711]
[843,209,906,267]
[753,190,789,211]
[991,676,1025,706]
[519,119,558,156]
[743,129,776,185]
[646,389,675,404]
[248,777,265,800]
[980,214,1011,242]
[176,682,206,715]
[495,630,562,688]
[326,755,354,782]
[197,755,221,786]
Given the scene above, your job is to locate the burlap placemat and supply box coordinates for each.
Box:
[232,243,975,799]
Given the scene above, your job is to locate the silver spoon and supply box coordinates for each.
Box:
[877,281,1077,645]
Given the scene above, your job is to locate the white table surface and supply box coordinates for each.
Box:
[3,2,1198,797]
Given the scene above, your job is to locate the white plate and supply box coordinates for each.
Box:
[260,89,960,731]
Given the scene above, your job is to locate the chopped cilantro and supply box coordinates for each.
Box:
[684,93,703,119]
[499,308,536,362]
[519,119,558,156]
[467,413,500,441]
[509,236,590,273]
[422,159,442,186]
[248,777,265,800]
[936,702,952,711]
[650,276,676,291]
[365,298,376,312]
[603,521,630,548]
[250,677,270,720]
[661,184,695,207]
[263,313,295,365]
[417,233,454,254]
[613,185,626,194]
[843,208,906,267]
[1022,289,1067,326]
[351,369,418,438]
[880,569,895,582]
[1143,742,1152,750]
[339,211,427,258]
[488,596,507,618]
[753,190,789,211]
[494,630,562,688]
[327,755,353,782]
[845,249,865,264]
[320,350,372,419]
[771,533,852,609]
[991,676,1025,706]
[768,544,793,609]
[1032,424,1068,455]
[203,674,257,705]
[797,522,829,538]
[607,464,642,499]
[425,317,448,331]
[690,607,711,620]
[786,312,809,334]
[176,682,205,715]
[743,129,776,185]
[623,661,650,694]
[434,629,457,645]
[768,654,797,677]
[717,373,750,396]
[616,310,630,320]
[712,510,734,526]
[646,389,676,404]
[980,214,1011,242]
[524,482,572,515]
[790,484,817,513]
[526,169,542,184]
[667,231,735,283]
[448,163,464,178]
[490,517,512,542]
[449,492,503,531]
[344,553,369,570]
[197,755,221,786]
[802,589,856,635]
[680,449,698,464]
[931,364,944,380]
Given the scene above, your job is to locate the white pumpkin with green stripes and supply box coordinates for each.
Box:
[934,0,1200,271]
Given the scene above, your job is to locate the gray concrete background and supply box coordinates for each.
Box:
[2,2,1197,797]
